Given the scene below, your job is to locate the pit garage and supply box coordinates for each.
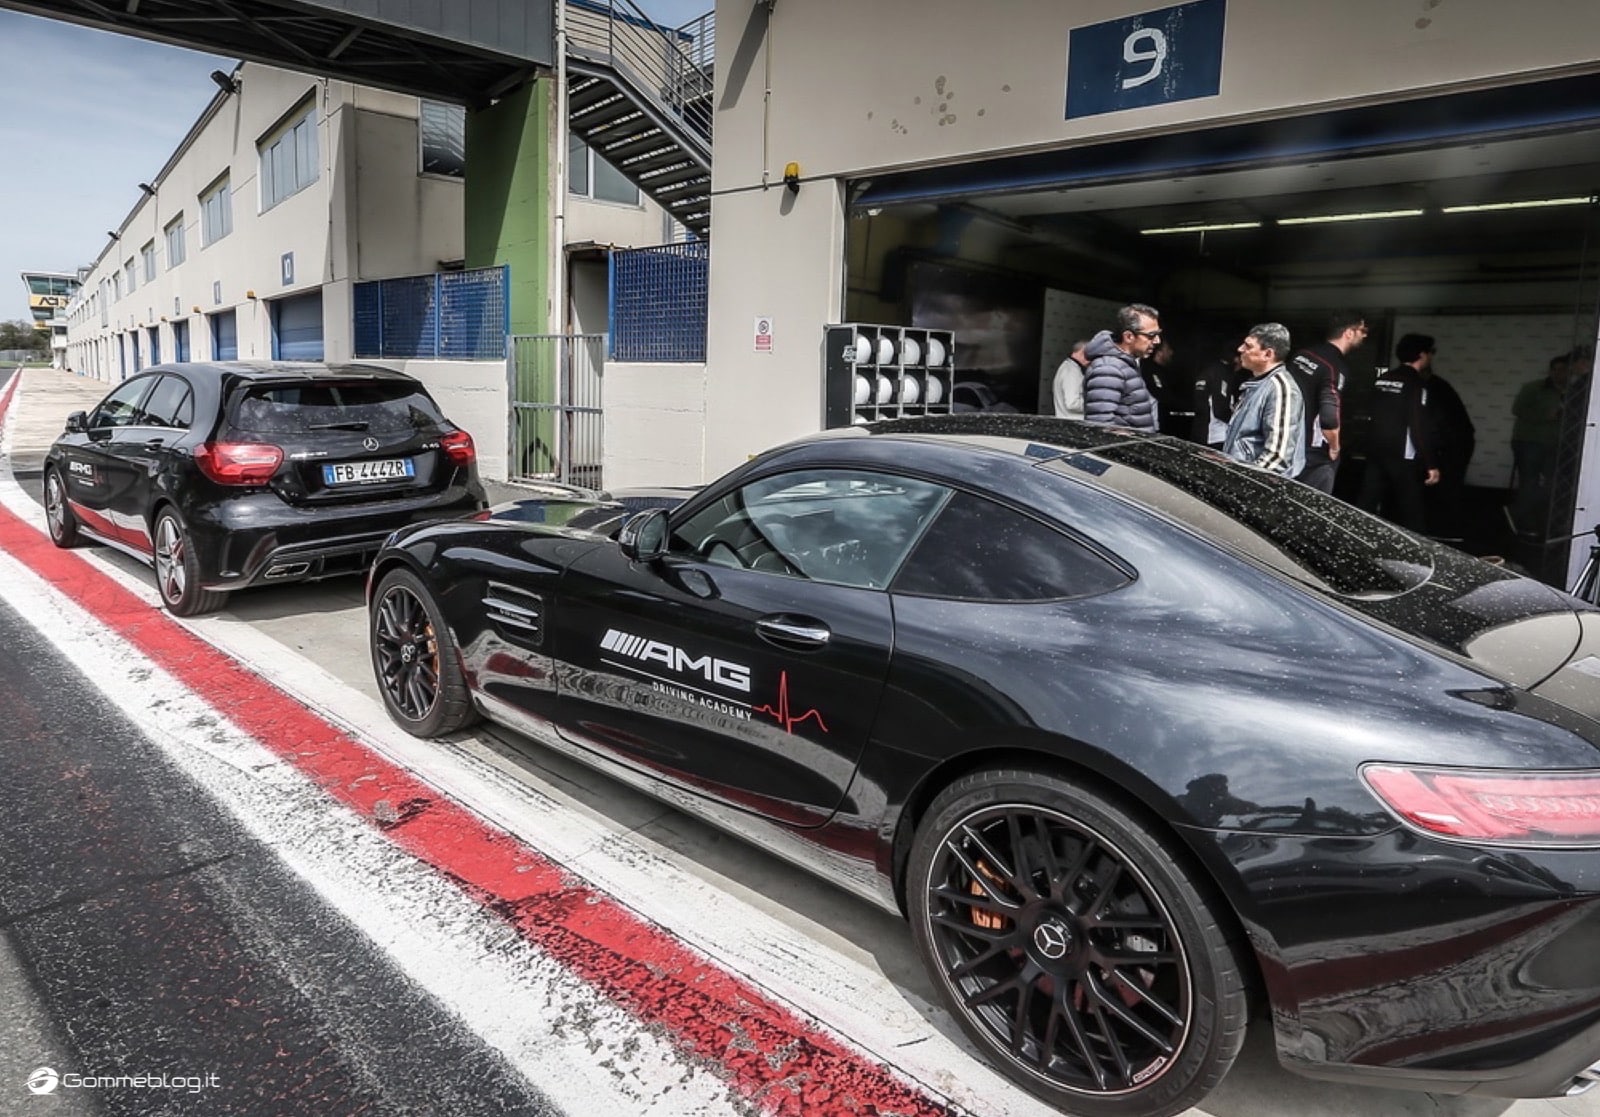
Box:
[840,72,1600,585]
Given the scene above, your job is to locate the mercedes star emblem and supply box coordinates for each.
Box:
[362,436,380,451]
[1033,920,1070,960]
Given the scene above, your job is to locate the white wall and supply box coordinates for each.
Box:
[602,362,708,489]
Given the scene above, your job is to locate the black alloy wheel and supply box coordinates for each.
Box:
[152,508,227,616]
[909,769,1248,1117]
[44,467,79,547]
[370,567,478,737]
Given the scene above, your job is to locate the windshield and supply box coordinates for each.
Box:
[1045,440,1434,598]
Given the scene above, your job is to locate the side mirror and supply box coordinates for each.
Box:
[618,508,669,562]
[65,411,88,434]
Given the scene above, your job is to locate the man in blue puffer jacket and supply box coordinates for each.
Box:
[1083,304,1162,431]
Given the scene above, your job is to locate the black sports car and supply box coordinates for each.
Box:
[366,414,1600,1117]
[45,362,486,615]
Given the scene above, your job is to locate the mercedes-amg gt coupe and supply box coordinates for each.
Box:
[366,413,1600,1117]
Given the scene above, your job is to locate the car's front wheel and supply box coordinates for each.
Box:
[153,508,227,616]
[370,567,479,737]
[44,467,81,548]
[908,768,1248,1117]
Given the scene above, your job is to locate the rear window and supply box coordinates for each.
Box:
[1044,440,1434,599]
[227,381,447,436]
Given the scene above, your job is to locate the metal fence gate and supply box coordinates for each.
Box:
[509,334,605,488]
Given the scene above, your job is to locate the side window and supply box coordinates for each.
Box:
[893,492,1131,601]
[669,469,950,590]
[138,375,194,430]
[89,378,153,430]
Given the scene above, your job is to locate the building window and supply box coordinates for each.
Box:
[113,273,122,301]
[165,216,186,268]
[124,258,137,294]
[142,241,157,283]
[568,135,640,206]
[420,101,465,178]
[260,105,319,211]
[200,176,232,246]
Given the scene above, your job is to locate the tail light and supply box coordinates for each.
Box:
[440,429,476,466]
[194,441,284,486]
[1363,764,1600,847]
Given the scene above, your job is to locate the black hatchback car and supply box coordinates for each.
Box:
[45,361,486,615]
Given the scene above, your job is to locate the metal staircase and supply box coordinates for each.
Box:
[565,2,714,238]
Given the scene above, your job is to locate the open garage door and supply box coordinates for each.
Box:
[844,76,1600,586]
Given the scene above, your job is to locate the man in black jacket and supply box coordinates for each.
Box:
[1287,311,1367,493]
[1358,334,1439,532]
[1083,304,1161,431]
[1420,346,1476,542]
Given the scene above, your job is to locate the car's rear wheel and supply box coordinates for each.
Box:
[370,567,479,737]
[44,467,79,547]
[908,768,1248,1117]
[153,508,227,616]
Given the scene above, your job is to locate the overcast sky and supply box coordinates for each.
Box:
[0,1,712,325]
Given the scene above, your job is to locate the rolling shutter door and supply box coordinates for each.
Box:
[273,291,324,360]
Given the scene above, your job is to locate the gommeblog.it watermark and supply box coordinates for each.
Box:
[28,1066,220,1095]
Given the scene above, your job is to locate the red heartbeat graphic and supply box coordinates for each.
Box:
[753,671,829,735]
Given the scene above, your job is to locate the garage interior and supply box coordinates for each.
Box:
[843,83,1600,585]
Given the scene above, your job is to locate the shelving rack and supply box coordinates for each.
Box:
[822,323,956,428]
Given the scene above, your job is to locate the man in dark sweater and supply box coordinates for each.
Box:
[1287,311,1367,494]
[1358,334,1439,532]
[1083,304,1161,431]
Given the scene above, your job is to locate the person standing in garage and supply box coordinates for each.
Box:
[1083,304,1161,431]
[1359,335,1439,532]
[1144,339,1195,437]
[1419,344,1476,542]
[1052,339,1089,418]
[1287,312,1368,494]
[1223,323,1304,477]
[1510,352,1570,538]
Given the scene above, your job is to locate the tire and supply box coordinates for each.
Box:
[907,768,1249,1117]
[44,467,80,547]
[369,567,479,737]
[152,508,228,617]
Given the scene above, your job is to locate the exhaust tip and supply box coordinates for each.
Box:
[264,562,311,579]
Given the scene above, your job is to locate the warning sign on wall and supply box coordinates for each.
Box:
[754,316,773,353]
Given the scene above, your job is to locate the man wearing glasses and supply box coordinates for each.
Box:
[1082,304,1162,431]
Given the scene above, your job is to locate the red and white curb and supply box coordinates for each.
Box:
[0,372,1060,1117]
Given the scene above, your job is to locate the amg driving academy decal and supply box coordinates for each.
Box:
[600,627,755,721]
[597,629,828,734]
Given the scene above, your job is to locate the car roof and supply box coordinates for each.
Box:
[813,412,1149,457]
[143,361,419,384]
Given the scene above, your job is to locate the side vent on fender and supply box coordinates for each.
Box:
[484,581,544,647]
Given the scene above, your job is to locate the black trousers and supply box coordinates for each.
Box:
[1358,455,1427,532]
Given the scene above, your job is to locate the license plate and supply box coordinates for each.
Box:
[322,458,414,485]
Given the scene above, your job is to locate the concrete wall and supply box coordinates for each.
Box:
[602,362,708,489]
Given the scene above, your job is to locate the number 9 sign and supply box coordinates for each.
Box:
[1121,28,1169,90]
[1066,0,1225,120]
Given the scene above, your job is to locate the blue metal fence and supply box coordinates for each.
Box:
[352,265,508,360]
[608,242,707,362]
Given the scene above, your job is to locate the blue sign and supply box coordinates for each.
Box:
[281,252,294,286]
[1066,0,1225,120]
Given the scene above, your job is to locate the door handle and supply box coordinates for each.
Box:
[144,438,166,449]
[756,615,831,650]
